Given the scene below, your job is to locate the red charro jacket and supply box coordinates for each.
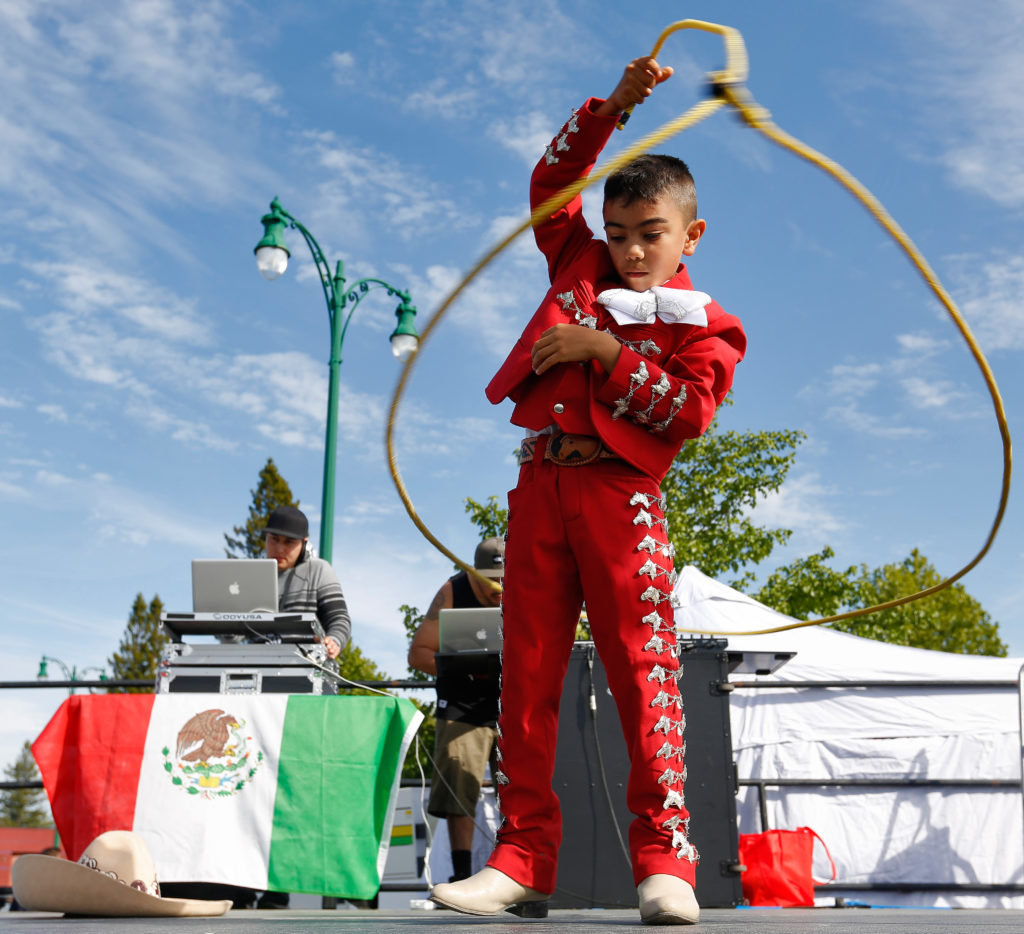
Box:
[486,98,746,482]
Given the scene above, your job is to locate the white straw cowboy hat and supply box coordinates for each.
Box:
[11,830,232,917]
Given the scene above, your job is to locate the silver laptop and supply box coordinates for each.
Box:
[191,559,279,613]
[438,607,502,655]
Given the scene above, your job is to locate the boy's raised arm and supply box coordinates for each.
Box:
[594,57,673,119]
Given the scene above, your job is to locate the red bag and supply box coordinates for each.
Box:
[738,826,836,907]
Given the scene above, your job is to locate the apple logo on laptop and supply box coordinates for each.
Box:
[476,628,487,641]
[229,582,241,596]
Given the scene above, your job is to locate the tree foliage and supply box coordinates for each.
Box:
[399,604,431,683]
[335,642,390,696]
[755,547,859,620]
[661,400,804,590]
[463,495,508,539]
[1,741,52,828]
[757,547,1006,656]
[836,549,1007,656]
[224,458,299,558]
[108,593,167,692]
[398,605,437,778]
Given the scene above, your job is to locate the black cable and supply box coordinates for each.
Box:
[586,646,632,869]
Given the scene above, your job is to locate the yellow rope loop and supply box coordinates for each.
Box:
[617,19,749,130]
[386,21,1012,635]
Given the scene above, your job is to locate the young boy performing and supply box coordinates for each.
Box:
[431,58,746,925]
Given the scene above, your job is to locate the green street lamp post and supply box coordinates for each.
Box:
[37,656,108,695]
[255,197,419,564]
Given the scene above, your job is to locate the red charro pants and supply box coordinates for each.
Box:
[486,437,697,894]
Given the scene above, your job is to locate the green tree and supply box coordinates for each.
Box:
[400,604,431,683]
[661,400,804,590]
[108,593,166,693]
[756,547,859,620]
[335,642,391,696]
[833,549,1008,656]
[463,495,508,539]
[756,547,1006,656]
[398,604,436,779]
[224,458,299,558]
[1,741,52,828]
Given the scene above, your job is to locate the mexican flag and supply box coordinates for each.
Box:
[33,694,422,899]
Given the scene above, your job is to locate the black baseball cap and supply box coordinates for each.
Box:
[263,506,308,541]
[474,537,505,579]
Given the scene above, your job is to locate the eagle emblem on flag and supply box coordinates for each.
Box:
[161,708,263,799]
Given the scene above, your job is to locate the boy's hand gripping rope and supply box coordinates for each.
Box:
[385,20,1012,636]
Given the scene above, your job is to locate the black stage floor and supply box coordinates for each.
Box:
[4,908,1024,933]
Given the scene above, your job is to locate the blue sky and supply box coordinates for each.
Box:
[2,0,1023,772]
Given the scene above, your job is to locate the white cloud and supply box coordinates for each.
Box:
[825,362,883,398]
[752,471,845,540]
[896,332,950,356]
[28,261,213,346]
[302,133,465,248]
[330,50,355,83]
[23,467,222,550]
[0,0,280,261]
[881,0,1024,206]
[950,253,1024,352]
[0,395,23,408]
[900,375,970,411]
[818,322,986,434]
[340,497,401,526]
[0,477,30,500]
[37,403,69,422]
[406,79,481,119]
[491,110,559,166]
[825,402,927,439]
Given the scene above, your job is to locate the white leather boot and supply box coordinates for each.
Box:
[430,867,549,916]
[637,873,700,925]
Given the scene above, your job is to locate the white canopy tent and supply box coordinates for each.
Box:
[673,565,1024,908]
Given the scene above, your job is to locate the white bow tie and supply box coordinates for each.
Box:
[596,286,711,327]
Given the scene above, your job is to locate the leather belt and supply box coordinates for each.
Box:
[518,432,620,467]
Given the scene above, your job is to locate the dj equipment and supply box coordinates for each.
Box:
[157,612,336,695]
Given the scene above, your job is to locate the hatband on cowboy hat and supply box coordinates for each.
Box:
[12,830,231,917]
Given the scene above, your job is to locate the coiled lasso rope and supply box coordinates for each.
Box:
[385,19,1012,636]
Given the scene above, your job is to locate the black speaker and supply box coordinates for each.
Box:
[550,640,742,909]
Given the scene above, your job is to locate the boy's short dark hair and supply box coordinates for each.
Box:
[604,155,697,221]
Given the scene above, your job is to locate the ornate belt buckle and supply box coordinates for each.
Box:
[547,433,602,466]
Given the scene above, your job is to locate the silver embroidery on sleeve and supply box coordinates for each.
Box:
[612,361,649,419]
[556,290,581,316]
[634,373,671,425]
[603,328,662,358]
[651,384,687,433]
[543,108,580,165]
[557,288,597,329]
